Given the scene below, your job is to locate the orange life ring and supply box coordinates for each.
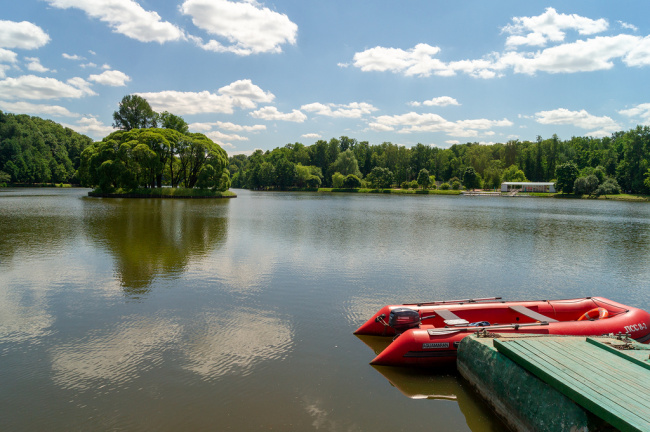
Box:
[578,307,609,321]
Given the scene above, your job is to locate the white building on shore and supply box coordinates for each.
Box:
[500,182,556,193]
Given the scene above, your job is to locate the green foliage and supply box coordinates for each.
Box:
[594,178,621,196]
[330,149,362,178]
[502,165,528,182]
[555,162,579,193]
[440,182,450,190]
[0,110,92,184]
[574,175,600,196]
[417,168,431,189]
[342,174,362,188]
[451,181,461,190]
[366,166,394,188]
[462,166,481,190]
[159,111,189,134]
[112,95,158,131]
[80,128,228,192]
[332,172,345,188]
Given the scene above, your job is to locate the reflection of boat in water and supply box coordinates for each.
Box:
[355,296,650,366]
[370,365,509,431]
[372,365,458,400]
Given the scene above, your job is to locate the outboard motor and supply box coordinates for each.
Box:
[388,308,421,333]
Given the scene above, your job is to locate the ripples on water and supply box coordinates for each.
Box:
[1,188,649,431]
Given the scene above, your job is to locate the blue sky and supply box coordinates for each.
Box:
[2,1,650,155]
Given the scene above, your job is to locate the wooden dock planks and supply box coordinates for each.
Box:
[494,336,650,432]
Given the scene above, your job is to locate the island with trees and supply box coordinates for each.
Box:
[79,95,234,198]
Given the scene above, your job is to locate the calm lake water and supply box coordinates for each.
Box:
[1,188,650,431]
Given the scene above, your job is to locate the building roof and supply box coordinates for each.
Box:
[501,182,555,186]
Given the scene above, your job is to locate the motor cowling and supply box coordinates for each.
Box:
[388,308,421,332]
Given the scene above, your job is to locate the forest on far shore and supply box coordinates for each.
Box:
[228,126,650,195]
[2,106,650,195]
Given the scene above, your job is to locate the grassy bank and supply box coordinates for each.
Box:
[318,188,462,195]
[89,187,237,198]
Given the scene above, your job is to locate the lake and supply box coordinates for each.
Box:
[1,187,649,431]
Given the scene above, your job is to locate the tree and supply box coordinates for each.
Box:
[367,166,394,188]
[555,162,579,194]
[329,149,361,178]
[462,166,481,190]
[112,95,158,131]
[502,165,527,182]
[574,174,599,196]
[159,111,188,134]
[332,172,345,188]
[342,174,361,188]
[594,178,620,197]
[417,168,431,189]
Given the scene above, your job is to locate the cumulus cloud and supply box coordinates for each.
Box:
[138,79,274,115]
[88,70,131,86]
[0,75,95,100]
[189,121,266,133]
[46,0,184,43]
[619,103,650,122]
[25,57,51,73]
[534,108,620,136]
[300,102,377,118]
[0,20,50,49]
[502,7,608,48]
[62,53,84,61]
[0,100,77,117]
[410,96,460,107]
[369,111,512,137]
[218,79,275,108]
[302,133,321,139]
[60,116,114,138]
[181,0,298,55]
[250,106,307,122]
[348,9,650,78]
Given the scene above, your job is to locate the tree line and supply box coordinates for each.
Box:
[0,110,93,184]
[229,126,650,194]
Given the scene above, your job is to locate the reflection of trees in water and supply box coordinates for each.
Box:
[83,198,228,296]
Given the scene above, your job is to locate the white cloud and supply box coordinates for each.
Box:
[138,90,235,115]
[218,79,275,108]
[534,108,620,134]
[0,49,18,77]
[370,111,512,137]
[190,121,266,133]
[502,8,608,48]
[410,96,460,107]
[81,62,98,69]
[0,100,77,117]
[619,21,638,32]
[88,70,131,86]
[0,21,50,49]
[206,130,248,142]
[250,106,307,122]
[181,0,298,55]
[352,43,445,77]
[62,53,84,61]
[302,133,321,139]
[46,0,184,43]
[349,10,650,79]
[138,80,273,115]
[300,102,377,118]
[619,103,650,122]
[0,75,95,100]
[25,57,51,73]
[61,116,114,138]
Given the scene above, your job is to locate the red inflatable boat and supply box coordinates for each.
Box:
[354,296,650,366]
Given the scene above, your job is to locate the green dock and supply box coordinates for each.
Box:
[458,334,650,432]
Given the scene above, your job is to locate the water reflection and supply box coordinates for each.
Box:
[371,366,507,431]
[82,198,228,297]
[51,315,181,391]
[182,308,293,380]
